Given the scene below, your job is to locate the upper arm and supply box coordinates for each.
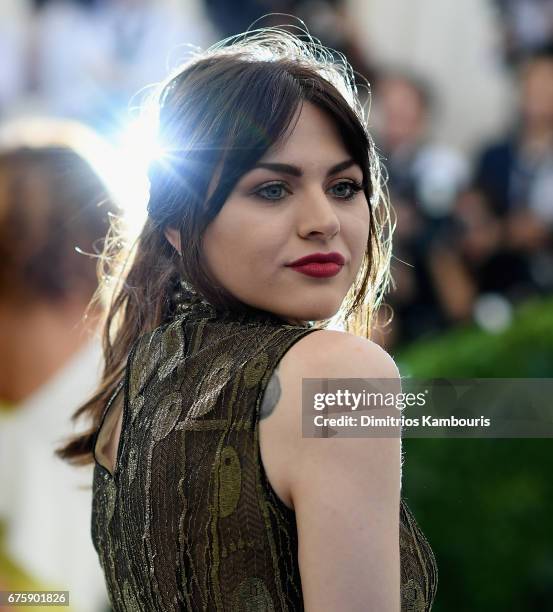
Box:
[278,330,402,611]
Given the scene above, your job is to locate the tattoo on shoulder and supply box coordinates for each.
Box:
[259,367,281,420]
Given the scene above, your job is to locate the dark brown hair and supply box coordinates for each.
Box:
[0,142,115,306]
[56,27,393,465]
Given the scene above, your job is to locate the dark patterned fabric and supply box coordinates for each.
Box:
[91,299,438,611]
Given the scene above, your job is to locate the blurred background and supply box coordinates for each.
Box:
[0,0,552,610]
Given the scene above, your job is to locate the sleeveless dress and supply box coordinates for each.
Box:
[91,295,438,611]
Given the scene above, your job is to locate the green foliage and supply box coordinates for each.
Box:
[397,297,553,378]
[396,297,553,611]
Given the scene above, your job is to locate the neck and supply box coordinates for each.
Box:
[0,298,101,405]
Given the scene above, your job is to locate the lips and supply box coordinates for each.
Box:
[286,252,345,278]
[286,252,345,266]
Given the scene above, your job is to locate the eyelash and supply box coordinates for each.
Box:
[253,180,365,202]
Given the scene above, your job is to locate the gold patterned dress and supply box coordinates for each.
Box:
[91,296,438,611]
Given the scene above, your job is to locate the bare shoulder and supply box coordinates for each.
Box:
[259,329,400,433]
[276,328,401,456]
[279,328,401,379]
[271,329,401,443]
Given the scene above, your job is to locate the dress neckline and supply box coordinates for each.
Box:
[172,281,315,329]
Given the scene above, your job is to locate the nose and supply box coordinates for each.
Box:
[297,187,340,240]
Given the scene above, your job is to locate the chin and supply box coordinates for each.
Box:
[285,303,341,323]
[255,291,342,322]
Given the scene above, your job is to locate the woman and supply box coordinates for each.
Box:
[57,27,438,611]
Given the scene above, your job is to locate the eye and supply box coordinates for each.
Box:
[254,181,290,201]
[329,180,364,200]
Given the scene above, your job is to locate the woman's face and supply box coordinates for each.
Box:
[201,101,370,324]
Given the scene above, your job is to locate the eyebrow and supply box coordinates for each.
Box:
[252,158,358,178]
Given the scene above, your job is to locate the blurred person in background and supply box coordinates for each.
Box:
[202,0,378,93]
[30,0,215,131]
[457,44,553,309]
[0,0,32,118]
[0,119,118,612]
[372,70,474,348]
[494,0,553,66]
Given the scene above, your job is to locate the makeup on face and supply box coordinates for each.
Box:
[285,251,345,278]
[201,102,370,322]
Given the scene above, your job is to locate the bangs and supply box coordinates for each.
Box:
[149,55,371,228]
[199,61,307,221]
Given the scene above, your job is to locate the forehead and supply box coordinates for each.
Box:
[260,101,350,162]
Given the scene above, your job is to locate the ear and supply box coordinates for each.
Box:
[164,227,181,253]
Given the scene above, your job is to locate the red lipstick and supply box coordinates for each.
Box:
[286,252,345,278]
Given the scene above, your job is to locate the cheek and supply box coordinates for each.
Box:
[347,203,371,257]
[202,205,285,279]
[201,211,240,276]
